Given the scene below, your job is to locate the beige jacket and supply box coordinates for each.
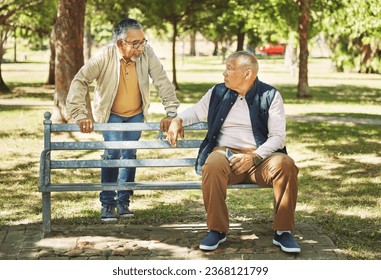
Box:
[66,43,179,123]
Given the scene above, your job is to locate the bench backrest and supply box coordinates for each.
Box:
[39,112,207,192]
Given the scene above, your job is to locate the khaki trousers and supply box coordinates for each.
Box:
[201,147,299,233]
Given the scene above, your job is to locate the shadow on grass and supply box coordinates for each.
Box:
[2,81,380,106]
[0,83,93,101]
[0,104,45,112]
[306,112,381,119]
[150,83,381,105]
[3,130,42,145]
[287,121,381,155]
[277,84,381,104]
[287,121,381,259]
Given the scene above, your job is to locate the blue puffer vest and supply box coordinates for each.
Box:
[195,77,287,174]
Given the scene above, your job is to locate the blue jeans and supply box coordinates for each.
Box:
[100,112,144,207]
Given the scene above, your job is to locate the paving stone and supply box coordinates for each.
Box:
[18,249,40,260]
[1,229,24,253]
[0,222,348,260]
[108,256,126,260]
[89,256,108,260]
[39,256,70,260]
[0,229,7,248]
[37,248,54,258]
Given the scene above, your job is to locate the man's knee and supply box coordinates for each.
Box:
[282,155,298,173]
[202,150,230,175]
[270,154,298,175]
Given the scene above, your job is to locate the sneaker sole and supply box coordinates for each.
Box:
[272,239,301,253]
[118,213,134,218]
[199,237,227,251]
[101,217,117,222]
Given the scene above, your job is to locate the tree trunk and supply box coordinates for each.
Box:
[0,64,9,93]
[13,28,17,62]
[0,27,10,93]
[297,0,311,98]
[189,31,196,56]
[236,22,245,52]
[46,27,56,85]
[360,44,372,73]
[213,41,218,56]
[84,17,92,61]
[53,0,88,123]
[171,19,179,90]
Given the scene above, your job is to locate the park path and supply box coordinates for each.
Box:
[0,222,347,260]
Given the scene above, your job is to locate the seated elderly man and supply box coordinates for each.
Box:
[167,51,300,253]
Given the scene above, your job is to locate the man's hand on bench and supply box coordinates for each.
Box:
[160,116,175,133]
[167,117,184,147]
[76,118,94,133]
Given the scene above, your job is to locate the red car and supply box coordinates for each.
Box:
[255,44,285,56]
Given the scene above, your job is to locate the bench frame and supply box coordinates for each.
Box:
[39,112,263,233]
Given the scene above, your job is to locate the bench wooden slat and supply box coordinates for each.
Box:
[43,182,264,191]
[50,158,197,169]
[50,140,203,150]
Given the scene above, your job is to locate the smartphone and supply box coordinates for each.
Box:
[225,148,234,161]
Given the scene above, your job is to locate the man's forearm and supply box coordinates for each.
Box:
[178,107,203,126]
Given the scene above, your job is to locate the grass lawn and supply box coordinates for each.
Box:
[0,55,380,260]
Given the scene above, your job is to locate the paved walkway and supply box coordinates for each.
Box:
[0,221,347,260]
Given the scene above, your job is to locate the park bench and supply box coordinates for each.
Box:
[39,111,264,233]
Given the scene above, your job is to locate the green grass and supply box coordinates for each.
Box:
[0,56,380,259]
[278,84,381,104]
[287,121,380,259]
[306,112,381,119]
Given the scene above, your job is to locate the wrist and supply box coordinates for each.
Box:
[252,153,262,166]
[166,111,177,118]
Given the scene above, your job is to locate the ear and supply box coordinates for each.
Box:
[244,69,252,79]
[116,39,124,48]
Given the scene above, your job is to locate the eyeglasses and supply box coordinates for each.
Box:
[122,39,147,49]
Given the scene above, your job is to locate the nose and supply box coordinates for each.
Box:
[223,69,228,77]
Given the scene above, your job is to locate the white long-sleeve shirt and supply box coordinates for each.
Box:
[179,86,286,159]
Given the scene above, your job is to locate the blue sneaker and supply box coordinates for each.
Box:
[100,205,117,222]
[272,231,301,253]
[199,230,226,251]
[116,203,134,217]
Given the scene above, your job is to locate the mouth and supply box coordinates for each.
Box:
[131,54,142,62]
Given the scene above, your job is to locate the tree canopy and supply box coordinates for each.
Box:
[0,0,380,97]
[0,0,54,92]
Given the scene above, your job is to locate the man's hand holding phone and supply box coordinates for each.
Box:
[225,148,234,162]
[226,148,261,175]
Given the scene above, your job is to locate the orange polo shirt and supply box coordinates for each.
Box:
[111,59,142,117]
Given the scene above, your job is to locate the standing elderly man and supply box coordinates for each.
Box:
[167,51,300,253]
[66,18,180,222]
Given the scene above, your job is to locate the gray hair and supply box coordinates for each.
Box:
[227,51,259,74]
[112,18,143,43]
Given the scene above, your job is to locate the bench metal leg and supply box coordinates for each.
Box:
[42,192,51,233]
